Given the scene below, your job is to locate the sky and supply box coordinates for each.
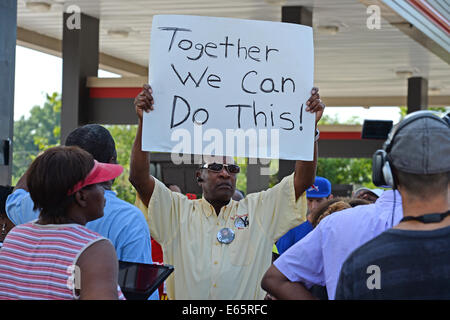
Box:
[14,45,403,124]
[14,45,119,120]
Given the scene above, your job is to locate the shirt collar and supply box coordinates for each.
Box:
[199,197,234,219]
[104,189,116,196]
[199,197,215,217]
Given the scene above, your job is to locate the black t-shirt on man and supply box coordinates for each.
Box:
[335,225,450,300]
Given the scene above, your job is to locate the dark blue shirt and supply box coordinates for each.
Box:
[276,220,313,255]
[335,225,450,300]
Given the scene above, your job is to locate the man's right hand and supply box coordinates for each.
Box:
[129,83,156,207]
[134,84,154,121]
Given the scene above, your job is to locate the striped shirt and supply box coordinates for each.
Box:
[0,221,125,300]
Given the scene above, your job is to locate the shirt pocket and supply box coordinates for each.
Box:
[229,228,255,266]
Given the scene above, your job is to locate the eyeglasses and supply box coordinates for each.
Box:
[201,163,240,174]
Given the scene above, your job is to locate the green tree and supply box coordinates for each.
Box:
[12,92,61,185]
[105,125,138,204]
[399,106,449,120]
[318,114,363,125]
[235,159,247,194]
[315,113,375,189]
[12,93,138,204]
[317,157,375,189]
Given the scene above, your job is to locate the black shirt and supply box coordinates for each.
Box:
[335,225,450,300]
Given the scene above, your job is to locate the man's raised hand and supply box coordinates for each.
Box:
[306,87,325,125]
[134,84,154,120]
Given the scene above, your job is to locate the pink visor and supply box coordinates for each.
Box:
[68,160,124,195]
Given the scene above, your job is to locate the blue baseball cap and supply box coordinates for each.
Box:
[307,176,332,198]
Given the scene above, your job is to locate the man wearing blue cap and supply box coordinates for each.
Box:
[306,176,334,215]
[276,176,333,255]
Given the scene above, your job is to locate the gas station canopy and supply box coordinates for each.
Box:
[16,0,450,100]
[1,0,449,187]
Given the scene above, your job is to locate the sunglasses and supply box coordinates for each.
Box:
[201,163,240,174]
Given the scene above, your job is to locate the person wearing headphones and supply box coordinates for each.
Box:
[335,111,450,299]
[261,145,405,299]
[261,110,449,300]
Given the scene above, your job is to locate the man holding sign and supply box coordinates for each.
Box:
[130,15,324,300]
[131,85,323,300]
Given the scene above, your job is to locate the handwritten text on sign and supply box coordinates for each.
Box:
[143,15,315,161]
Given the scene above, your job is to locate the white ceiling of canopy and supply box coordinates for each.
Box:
[16,0,450,99]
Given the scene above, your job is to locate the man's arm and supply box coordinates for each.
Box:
[264,220,328,299]
[294,141,318,200]
[293,87,324,200]
[129,84,156,207]
[261,264,317,300]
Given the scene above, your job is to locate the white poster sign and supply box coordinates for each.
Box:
[143,15,315,161]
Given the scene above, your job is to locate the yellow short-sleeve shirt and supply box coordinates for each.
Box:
[135,173,306,300]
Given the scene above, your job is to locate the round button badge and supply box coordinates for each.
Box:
[217,227,235,244]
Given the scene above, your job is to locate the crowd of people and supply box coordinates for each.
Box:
[0,84,448,300]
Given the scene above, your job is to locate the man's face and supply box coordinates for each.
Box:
[354,190,378,203]
[307,197,329,214]
[197,156,238,203]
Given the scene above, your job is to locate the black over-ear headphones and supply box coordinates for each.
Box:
[372,110,449,189]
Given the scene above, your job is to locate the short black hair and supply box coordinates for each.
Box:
[65,124,116,163]
[395,169,449,199]
[348,198,371,207]
[165,183,178,188]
